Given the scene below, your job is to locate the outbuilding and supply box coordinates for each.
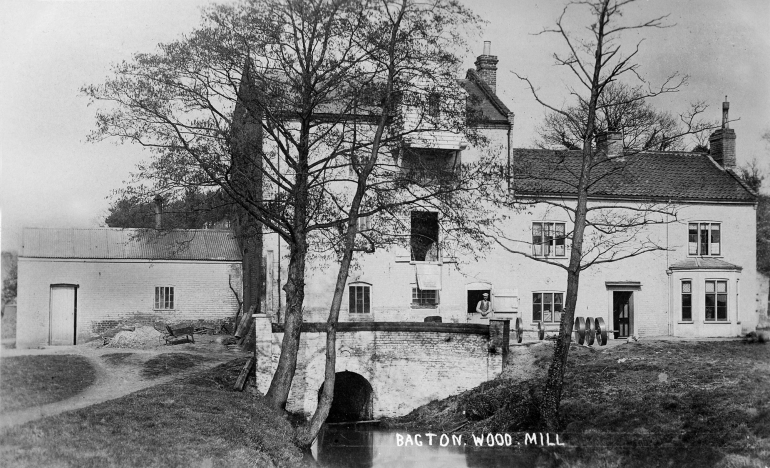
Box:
[16,227,242,348]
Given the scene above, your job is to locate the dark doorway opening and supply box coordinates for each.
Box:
[613,291,633,339]
[410,211,439,261]
[467,289,491,315]
[318,371,374,423]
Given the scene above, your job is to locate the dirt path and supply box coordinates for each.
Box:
[0,342,248,429]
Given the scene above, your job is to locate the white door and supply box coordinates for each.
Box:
[50,285,76,345]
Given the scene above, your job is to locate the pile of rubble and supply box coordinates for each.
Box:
[106,326,162,348]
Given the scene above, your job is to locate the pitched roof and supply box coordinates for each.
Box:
[512,149,756,203]
[21,228,241,261]
[669,258,743,271]
[458,69,512,125]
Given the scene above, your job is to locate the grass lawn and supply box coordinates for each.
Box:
[386,340,770,468]
[0,355,96,413]
[0,358,309,468]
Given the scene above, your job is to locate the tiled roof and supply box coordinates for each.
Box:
[21,228,241,261]
[669,258,743,271]
[512,149,756,202]
[458,69,511,125]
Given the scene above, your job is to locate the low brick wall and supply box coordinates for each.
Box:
[256,317,504,418]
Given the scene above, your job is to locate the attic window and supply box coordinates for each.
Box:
[410,211,439,261]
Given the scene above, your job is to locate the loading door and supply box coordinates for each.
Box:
[50,285,77,345]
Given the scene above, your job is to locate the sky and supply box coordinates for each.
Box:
[1,0,769,252]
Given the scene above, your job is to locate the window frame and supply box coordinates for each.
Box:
[532,221,567,258]
[348,283,371,314]
[704,279,728,322]
[688,222,721,257]
[411,287,439,307]
[532,291,563,324]
[680,280,692,322]
[154,286,175,310]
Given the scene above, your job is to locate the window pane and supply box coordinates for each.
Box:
[682,294,692,321]
[717,281,727,293]
[532,293,542,322]
[688,224,698,255]
[532,223,542,256]
[349,286,356,312]
[555,224,565,256]
[705,281,715,293]
[682,281,691,293]
[543,293,553,322]
[364,286,371,313]
[700,223,709,255]
[544,224,553,256]
[717,293,727,320]
[711,224,721,255]
[705,293,715,321]
[554,294,562,322]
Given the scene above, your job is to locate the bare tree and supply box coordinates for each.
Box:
[537,81,715,151]
[83,0,486,432]
[506,0,720,430]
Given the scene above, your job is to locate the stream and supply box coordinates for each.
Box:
[311,424,546,467]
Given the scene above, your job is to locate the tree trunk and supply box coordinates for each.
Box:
[265,239,306,409]
[296,235,356,446]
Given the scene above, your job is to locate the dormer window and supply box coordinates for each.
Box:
[688,222,721,256]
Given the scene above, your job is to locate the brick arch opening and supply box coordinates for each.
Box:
[318,371,374,423]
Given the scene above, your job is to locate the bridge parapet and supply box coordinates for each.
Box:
[254,316,508,418]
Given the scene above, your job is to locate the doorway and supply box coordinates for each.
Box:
[467,289,491,315]
[613,291,633,339]
[50,285,77,345]
[318,371,374,423]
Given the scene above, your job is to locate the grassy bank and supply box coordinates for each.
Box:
[385,339,770,467]
[0,358,309,468]
[1,355,97,413]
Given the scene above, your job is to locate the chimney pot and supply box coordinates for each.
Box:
[474,41,499,94]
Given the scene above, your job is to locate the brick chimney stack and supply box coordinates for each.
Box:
[709,97,736,170]
[475,41,499,94]
[596,131,623,159]
[153,195,163,230]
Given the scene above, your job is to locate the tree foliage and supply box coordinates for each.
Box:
[105,189,232,229]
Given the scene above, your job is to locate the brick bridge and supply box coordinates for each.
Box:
[254,315,509,420]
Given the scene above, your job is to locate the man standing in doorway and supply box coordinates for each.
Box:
[476,292,492,319]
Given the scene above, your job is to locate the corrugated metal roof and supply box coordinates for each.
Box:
[22,228,242,261]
